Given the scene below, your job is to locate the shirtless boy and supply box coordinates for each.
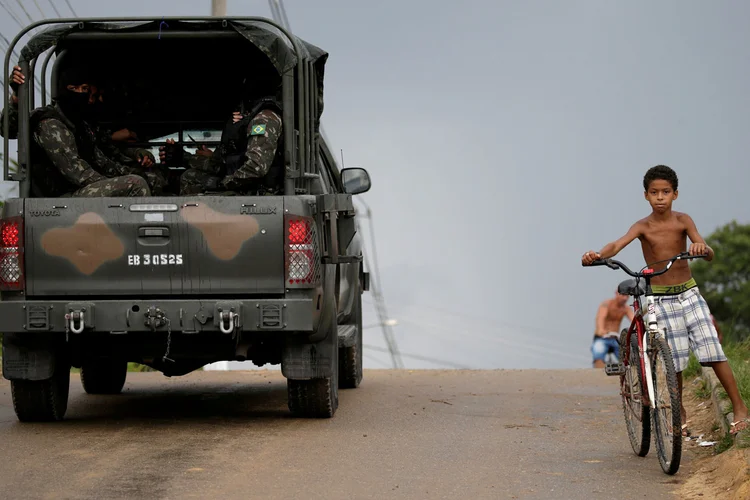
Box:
[591,291,635,368]
[582,165,749,435]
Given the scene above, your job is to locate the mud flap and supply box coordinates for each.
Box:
[281,333,337,379]
[282,263,338,379]
[2,333,58,381]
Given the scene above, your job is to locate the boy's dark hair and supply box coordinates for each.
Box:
[643,165,678,191]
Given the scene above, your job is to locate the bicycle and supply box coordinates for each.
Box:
[583,251,707,475]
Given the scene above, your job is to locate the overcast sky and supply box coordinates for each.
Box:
[2,1,749,369]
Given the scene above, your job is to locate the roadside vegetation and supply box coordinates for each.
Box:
[683,222,750,454]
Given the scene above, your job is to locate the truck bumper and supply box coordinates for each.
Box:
[0,298,315,334]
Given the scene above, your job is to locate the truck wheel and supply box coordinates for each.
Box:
[287,308,340,418]
[339,289,363,389]
[287,375,339,418]
[80,359,128,395]
[11,353,71,422]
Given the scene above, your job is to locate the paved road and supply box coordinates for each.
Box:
[0,370,692,499]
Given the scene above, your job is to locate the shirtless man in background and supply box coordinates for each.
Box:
[591,290,634,368]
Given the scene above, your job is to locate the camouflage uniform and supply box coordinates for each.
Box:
[93,125,168,195]
[30,110,150,197]
[179,109,283,196]
[2,97,157,196]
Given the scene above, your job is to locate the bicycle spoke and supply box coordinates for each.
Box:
[651,337,681,475]
[619,329,650,457]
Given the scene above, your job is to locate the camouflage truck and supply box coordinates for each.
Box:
[0,17,371,420]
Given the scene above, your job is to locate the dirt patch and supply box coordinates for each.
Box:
[677,377,750,499]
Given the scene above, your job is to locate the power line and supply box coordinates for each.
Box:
[363,344,469,369]
[265,0,405,370]
[0,36,49,99]
[63,0,76,17]
[359,295,589,361]
[0,1,25,29]
[363,352,391,368]
[32,0,47,20]
[396,315,589,363]
[13,0,34,24]
[362,296,582,355]
[356,205,404,368]
[46,0,61,17]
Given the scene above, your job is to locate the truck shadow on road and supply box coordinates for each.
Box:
[60,377,297,423]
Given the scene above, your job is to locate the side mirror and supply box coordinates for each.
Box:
[341,167,371,195]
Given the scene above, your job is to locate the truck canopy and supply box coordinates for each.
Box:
[3,18,329,195]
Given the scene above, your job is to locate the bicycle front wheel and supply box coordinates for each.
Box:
[650,335,682,475]
[620,329,650,457]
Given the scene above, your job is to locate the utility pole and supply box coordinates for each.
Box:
[211,0,227,16]
[355,201,404,369]
[266,0,404,369]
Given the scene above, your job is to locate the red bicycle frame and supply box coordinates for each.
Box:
[622,298,652,408]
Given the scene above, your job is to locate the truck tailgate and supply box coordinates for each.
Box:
[23,196,285,296]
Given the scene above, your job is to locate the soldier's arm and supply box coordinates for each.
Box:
[187,152,223,174]
[0,94,19,139]
[223,110,282,187]
[93,145,134,177]
[120,147,155,164]
[35,119,107,186]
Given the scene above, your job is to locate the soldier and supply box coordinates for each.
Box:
[160,75,284,196]
[0,65,23,139]
[88,86,169,195]
[1,66,156,197]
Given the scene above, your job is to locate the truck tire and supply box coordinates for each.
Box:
[287,374,339,418]
[11,353,71,422]
[339,288,363,389]
[80,359,128,395]
[287,302,340,418]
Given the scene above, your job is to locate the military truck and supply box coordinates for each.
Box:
[0,17,371,420]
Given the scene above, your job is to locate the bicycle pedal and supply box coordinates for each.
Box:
[605,363,626,376]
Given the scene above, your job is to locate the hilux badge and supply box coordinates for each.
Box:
[241,206,277,215]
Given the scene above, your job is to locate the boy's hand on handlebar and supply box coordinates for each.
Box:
[582,250,601,266]
[688,243,710,259]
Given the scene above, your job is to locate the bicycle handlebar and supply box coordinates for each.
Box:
[582,251,708,278]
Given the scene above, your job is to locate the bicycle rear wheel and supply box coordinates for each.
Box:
[620,329,650,457]
[650,335,682,475]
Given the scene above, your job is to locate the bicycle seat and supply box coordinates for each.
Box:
[618,279,646,297]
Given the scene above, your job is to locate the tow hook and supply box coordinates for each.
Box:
[65,311,85,334]
[144,307,174,363]
[144,306,168,332]
[218,310,238,334]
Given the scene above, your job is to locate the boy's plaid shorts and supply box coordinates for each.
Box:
[653,287,726,373]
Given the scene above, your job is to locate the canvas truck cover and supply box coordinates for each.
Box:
[3,18,329,176]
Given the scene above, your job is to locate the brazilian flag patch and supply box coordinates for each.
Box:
[250,124,267,136]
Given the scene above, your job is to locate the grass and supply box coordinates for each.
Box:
[684,351,702,379]
[715,433,736,454]
[70,362,155,374]
[713,339,750,405]
[683,338,750,406]
[694,378,711,399]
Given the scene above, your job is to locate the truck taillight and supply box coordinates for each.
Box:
[285,216,320,286]
[0,216,24,291]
